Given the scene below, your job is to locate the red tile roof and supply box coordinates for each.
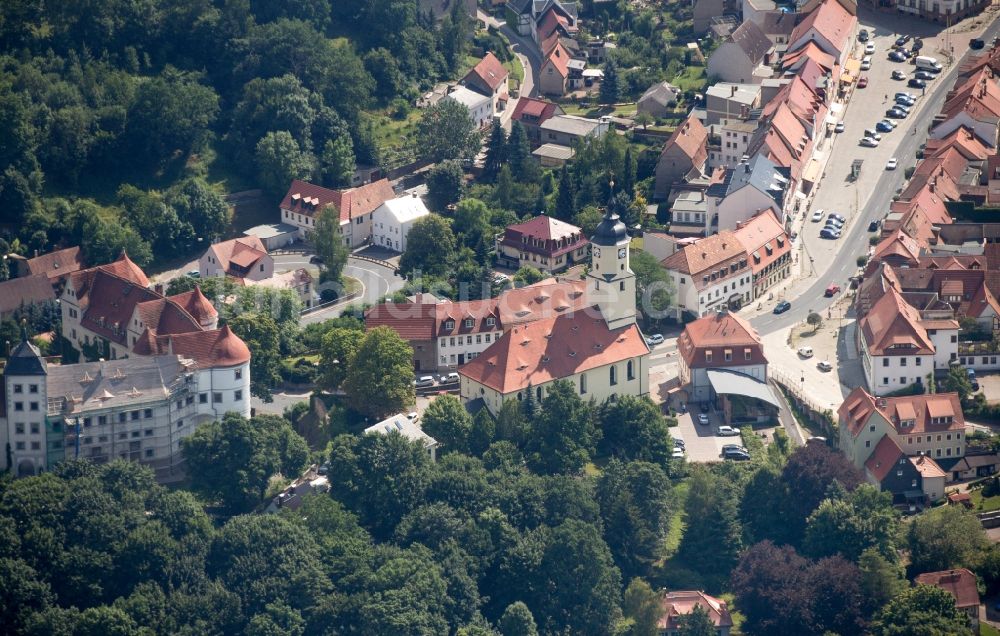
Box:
[839,386,965,439]
[512,97,562,123]
[280,179,395,223]
[734,211,790,275]
[910,454,947,479]
[133,297,203,337]
[364,301,438,341]
[915,569,980,610]
[464,52,509,92]
[499,216,589,260]
[659,115,709,167]
[839,387,881,439]
[497,279,589,327]
[865,434,906,482]
[167,287,218,325]
[0,275,57,315]
[543,41,571,78]
[678,311,766,369]
[781,41,835,72]
[788,0,857,57]
[658,591,733,631]
[859,286,935,356]
[661,232,745,288]
[458,308,648,393]
[23,246,85,280]
[207,236,268,276]
[436,299,502,335]
[872,229,922,265]
[925,126,992,161]
[137,324,250,368]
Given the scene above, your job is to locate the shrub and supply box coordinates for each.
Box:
[280,358,319,385]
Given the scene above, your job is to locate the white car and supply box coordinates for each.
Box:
[860,137,879,147]
[716,425,740,437]
[817,360,833,372]
[860,55,872,70]
[834,122,845,133]
[886,158,898,170]
[797,346,814,358]
[865,42,876,55]
[645,333,665,346]
[697,413,710,425]
[811,209,825,222]
[671,447,685,459]
[439,372,460,384]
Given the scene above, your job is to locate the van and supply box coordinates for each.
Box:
[915,56,942,72]
[797,346,814,358]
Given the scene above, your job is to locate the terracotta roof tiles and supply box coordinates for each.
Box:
[865,434,906,482]
[915,569,980,609]
[678,311,766,369]
[464,52,509,92]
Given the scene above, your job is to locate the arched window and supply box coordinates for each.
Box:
[536,386,542,401]
[580,373,587,394]
[610,365,618,386]
[627,360,635,381]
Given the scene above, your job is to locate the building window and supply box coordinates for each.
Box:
[486,317,495,327]
[119,412,127,423]
[13,402,23,412]
[199,393,208,404]
[12,384,22,393]
[610,365,618,386]
[30,441,40,450]
[465,319,473,328]
[235,369,243,380]
[144,429,153,437]
[98,415,107,426]
[627,360,635,381]
[15,423,24,434]
[15,442,24,451]
[186,396,194,405]
[213,392,223,403]
[144,408,153,419]
[30,423,39,434]
[866,440,871,448]
[145,449,154,458]
[705,351,713,363]
[235,390,243,401]
[580,373,587,394]
[724,350,732,362]
[177,419,184,429]
[882,358,889,367]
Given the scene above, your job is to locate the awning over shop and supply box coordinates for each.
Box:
[844,59,861,76]
[802,158,822,183]
[706,369,781,407]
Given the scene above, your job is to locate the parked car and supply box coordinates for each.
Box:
[863,129,882,141]
[908,78,926,89]
[185,269,200,278]
[971,38,985,50]
[888,50,906,62]
[886,108,906,119]
[672,447,685,459]
[868,220,880,232]
[895,34,912,47]
[717,425,740,437]
[829,212,846,222]
[773,300,791,314]
[911,38,923,51]
[438,372,460,384]
[834,121,845,133]
[824,218,844,228]
[722,443,748,453]
[797,346,814,358]
[864,42,876,55]
[880,118,898,129]
[860,136,879,147]
[645,333,665,346]
[858,29,869,42]
[811,209,825,222]
[895,96,915,107]
[414,376,436,388]
[824,284,841,297]
[697,413,710,425]
[860,56,872,70]
[820,228,841,240]
[968,368,980,391]
[891,70,907,80]
[895,92,917,101]
[817,360,833,372]
[309,255,324,264]
[875,121,894,133]
[406,412,418,420]
[886,157,898,170]
[857,76,868,88]
[723,448,751,461]
[673,438,685,449]
[914,70,936,81]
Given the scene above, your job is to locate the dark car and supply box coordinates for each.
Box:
[309,255,324,264]
[773,300,791,314]
[858,29,869,42]
[876,121,893,133]
[868,220,879,232]
[971,38,985,49]
[888,50,906,62]
[895,34,911,47]
[723,448,751,461]
[891,70,906,80]
[820,228,841,240]
[912,38,923,51]
[914,70,936,80]
[908,78,926,89]
[886,108,906,119]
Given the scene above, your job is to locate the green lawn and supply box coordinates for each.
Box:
[672,66,707,93]
[968,487,1000,512]
[982,622,1000,636]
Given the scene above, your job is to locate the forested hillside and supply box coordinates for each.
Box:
[0,0,471,267]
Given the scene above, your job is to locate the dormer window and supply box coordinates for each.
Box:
[464,318,474,328]
[444,320,454,330]
[486,317,495,327]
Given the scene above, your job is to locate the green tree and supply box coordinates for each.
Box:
[621,578,661,636]
[942,364,973,402]
[555,163,577,221]
[364,47,407,102]
[400,214,457,278]
[513,265,546,286]
[182,413,309,514]
[482,120,507,182]
[806,312,822,332]
[598,395,673,469]
[342,326,416,419]
[804,484,900,562]
[600,58,623,104]
[870,585,969,636]
[598,460,672,579]
[634,112,654,130]
[678,604,717,636]
[499,601,538,636]
[906,505,990,575]
[318,327,364,390]
[526,380,597,474]
[574,205,604,236]
[81,214,153,268]
[168,178,231,244]
[632,250,673,319]
[228,313,282,400]
[427,160,465,211]
[506,122,537,182]
[254,130,316,197]
[309,204,350,283]
[452,198,492,251]
[858,548,908,613]
[417,99,480,163]
[678,467,742,578]
[421,395,473,454]
[320,135,355,188]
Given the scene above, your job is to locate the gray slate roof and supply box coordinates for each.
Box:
[730,20,774,63]
[639,81,681,107]
[5,339,47,376]
[706,153,789,208]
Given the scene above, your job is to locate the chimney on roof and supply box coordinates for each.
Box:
[154,283,164,296]
[731,85,737,97]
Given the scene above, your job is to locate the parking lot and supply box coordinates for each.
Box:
[674,408,744,463]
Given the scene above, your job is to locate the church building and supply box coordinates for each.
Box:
[458,205,650,414]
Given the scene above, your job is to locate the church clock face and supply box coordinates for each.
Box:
[618,247,626,258]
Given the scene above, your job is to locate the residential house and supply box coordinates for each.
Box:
[9,246,85,283]
[495,215,589,273]
[896,0,990,22]
[459,207,649,414]
[839,387,966,472]
[742,0,776,24]
[539,40,572,96]
[0,276,57,320]
[704,83,762,126]
[914,569,981,628]
[693,0,740,34]
[511,97,565,144]
[279,178,396,247]
[0,329,250,481]
[532,1,579,44]
[585,40,617,65]
[198,236,272,281]
[786,0,857,66]
[505,0,535,36]
[668,190,712,237]
[706,20,775,84]
[677,311,778,421]
[863,434,945,504]
[365,414,439,461]
[265,467,330,514]
[371,194,431,253]
[447,85,494,129]
[532,143,575,167]
[858,286,958,394]
[364,301,440,372]
[638,82,681,118]
[462,52,510,115]
[657,591,734,636]
[756,10,797,45]
[654,115,709,200]
[662,233,753,317]
[705,154,789,231]
[538,114,609,147]
[708,120,760,171]
[930,70,1000,147]
[732,210,792,299]
[242,223,299,251]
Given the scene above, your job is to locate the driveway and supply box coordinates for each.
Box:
[675,409,735,463]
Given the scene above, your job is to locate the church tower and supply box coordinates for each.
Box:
[586,191,636,331]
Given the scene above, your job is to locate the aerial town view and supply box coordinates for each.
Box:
[5,0,1000,633]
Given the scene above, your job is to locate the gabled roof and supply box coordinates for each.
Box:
[280,179,395,223]
[512,97,563,123]
[542,40,572,77]
[457,308,648,393]
[910,454,946,478]
[865,434,906,482]
[733,210,790,274]
[840,387,965,437]
[915,569,980,609]
[23,246,85,280]
[497,279,589,326]
[168,287,218,324]
[4,337,47,376]
[788,0,856,55]
[639,81,681,107]
[678,311,766,369]
[132,297,203,337]
[661,231,745,278]
[464,52,509,92]
[658,591,733,631]
[727,20,773,64]
[781,41,835,72]
[872,229,922,265]
[160,325,251,368]
[505,215,583,241]
[705,153,789,206]
[660,115,709,168]
[207,236,268,276]
[364,301,438,341]
[839,386,881,439]
[859,286,934,356]
[376,195,431,224]
[0,275,57,315]
[925,126,992,160]
[758,10,797,37]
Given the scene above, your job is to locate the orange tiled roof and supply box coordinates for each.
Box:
[678,311,766,369]
[23,246,85,280]
[859,286,934,356]
[733,210,790,275]
[134,324,250,368]
[865,434,906,482]
[658,591,733,631]
[661,232,745,279]
[788,0,856,56]
[915,569,980,609]
[280,179,395,223]
[910,454,947,478]
[464,52,509,92]
[660,115,709,167]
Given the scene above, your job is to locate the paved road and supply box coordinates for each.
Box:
[299,257,404,325]
[752,11,1000,336]
[480,11,541,100]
